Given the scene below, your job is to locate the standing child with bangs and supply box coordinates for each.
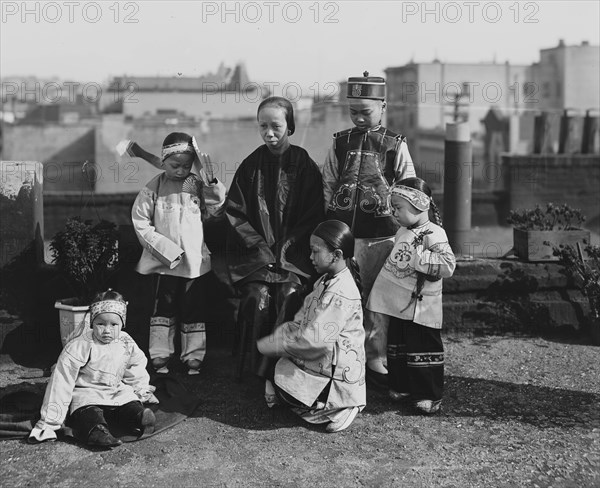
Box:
[131,132,226,375]
[366,177,455,414]
[226,96,325,400]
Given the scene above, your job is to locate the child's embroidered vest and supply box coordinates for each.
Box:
[327,126,405,238]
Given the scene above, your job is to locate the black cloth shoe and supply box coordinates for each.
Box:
[87,424,122,448]
[136,408,156,435]
[366,367,388,390]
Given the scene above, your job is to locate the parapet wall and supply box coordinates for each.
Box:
[443,258,590,336]
[502,154,600,230]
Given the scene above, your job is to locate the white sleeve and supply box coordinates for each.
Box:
[413,229,456,279]
[322,143,339,211]
[131,188,184,269]
[33,342,88,433]
[393,140,416,180]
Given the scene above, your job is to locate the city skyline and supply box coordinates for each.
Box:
[2,0,599,92]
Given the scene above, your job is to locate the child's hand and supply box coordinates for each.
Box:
[411,229,433,248]
[28,426,57,443]
[203,181,226,206]
[136,386,159,404]
[170,254,183,269]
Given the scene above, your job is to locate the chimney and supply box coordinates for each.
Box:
[558,39,565,47]
[582,40,589,46]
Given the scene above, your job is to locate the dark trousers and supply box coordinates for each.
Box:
[387,318,444,401]
[69,400,145,440]
[153,274,205,324]
[234,281,303,380]
[151,273,212,362]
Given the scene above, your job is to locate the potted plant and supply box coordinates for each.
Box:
[552,242,600,345]
[507,203,590,262]
[50,217,118,345]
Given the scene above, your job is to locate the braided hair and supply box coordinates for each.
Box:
[312,220,362,294]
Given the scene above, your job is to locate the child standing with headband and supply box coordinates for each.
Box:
[366,178,455,414]
[132,132,226,375]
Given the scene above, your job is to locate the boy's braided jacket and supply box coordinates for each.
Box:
[322,126,415,239]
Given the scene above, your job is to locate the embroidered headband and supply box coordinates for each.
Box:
[90,300,127,328]
[390,185,431,212]
[162,141,195,162]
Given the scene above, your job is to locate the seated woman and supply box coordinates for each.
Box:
[257,220,366,433]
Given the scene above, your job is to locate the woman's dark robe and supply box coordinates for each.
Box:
[226,144,325,285]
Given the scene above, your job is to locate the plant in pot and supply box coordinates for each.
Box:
[507,203,589,262]
[552,242,600,345]
[50,217,119,346]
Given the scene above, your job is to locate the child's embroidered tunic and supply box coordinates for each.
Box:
[132,173,224,278]
[263,268,366,410]
[35,329,153,432]
[367,222,456,329]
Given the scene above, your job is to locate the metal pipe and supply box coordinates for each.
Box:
[443,122,472,256]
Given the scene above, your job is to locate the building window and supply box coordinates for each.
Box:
[542,82,551,98]
[462,82,471,97]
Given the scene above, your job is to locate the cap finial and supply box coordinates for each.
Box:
[363,71,369,77]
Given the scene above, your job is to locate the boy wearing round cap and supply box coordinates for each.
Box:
[322,71,416,386]
[29,290,157,448]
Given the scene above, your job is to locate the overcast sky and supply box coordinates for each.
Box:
[2,0,599,90]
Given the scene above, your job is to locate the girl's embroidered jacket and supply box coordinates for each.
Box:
[258,267,366,410]
[367,221,456,329]
[132,173,226,278]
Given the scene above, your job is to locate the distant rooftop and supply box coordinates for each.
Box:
[107,63,252,92]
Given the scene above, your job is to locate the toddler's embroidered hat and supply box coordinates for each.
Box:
[390,184,431,212]
[347,71,386,100]
[90,296,127,328]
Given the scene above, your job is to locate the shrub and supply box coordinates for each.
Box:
[49,217,118,304]
[507,203,585,231]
